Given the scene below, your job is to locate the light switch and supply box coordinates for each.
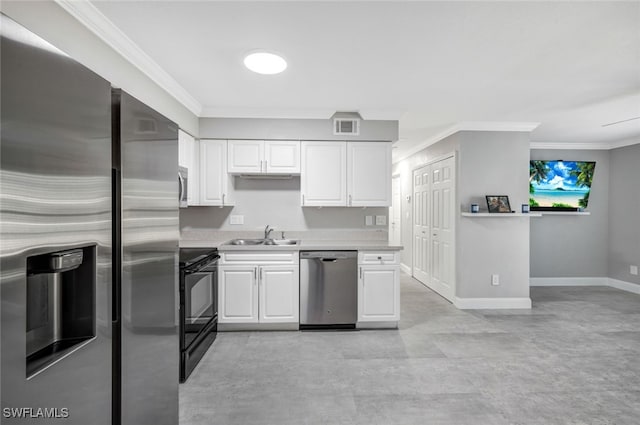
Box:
[230,215,244,225]
[375,215,386,225]
[365,216,373,226]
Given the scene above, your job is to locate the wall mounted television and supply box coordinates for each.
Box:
[529,160,596,211]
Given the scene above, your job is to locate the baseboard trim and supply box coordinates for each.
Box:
[400,263,411,275]
[529,277,608,286]
[529,277,640,295]
[608,278,640,295]
[454,297,532,310]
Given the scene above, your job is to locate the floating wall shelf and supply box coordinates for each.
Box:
[461,212,542,217]
[537,211,590,216]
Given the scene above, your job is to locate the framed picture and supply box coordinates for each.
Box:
[486,195,512,213]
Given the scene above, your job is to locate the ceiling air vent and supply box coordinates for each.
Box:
[334,118,360,136]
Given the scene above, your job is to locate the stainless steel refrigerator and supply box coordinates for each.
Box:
[1,14,179,425]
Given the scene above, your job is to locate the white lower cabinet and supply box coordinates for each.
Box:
[259,266,299,323]
[358,251,401,323]
[218,252,299,326]
[219,266,258,323]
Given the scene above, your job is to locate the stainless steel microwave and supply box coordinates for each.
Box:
[178,166,188,208]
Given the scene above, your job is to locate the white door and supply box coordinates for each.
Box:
[264,141,300,174]
[429,157,455,301]
[412,165,430,284]
[200,139,228,206]
[259,266,299,323]
[358,266,400,322]
[219,266,258,323]
[347,142,391,207]
[389,175,402,245]
[301,141,347,206]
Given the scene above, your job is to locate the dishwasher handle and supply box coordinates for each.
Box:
[321,258,337,263]
[300,251,357,260]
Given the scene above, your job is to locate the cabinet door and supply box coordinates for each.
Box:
[178,130,199,205]
[259,266,299,323]
[264,141,300,174]
[301,141,347,206]
[199,139,228,206]
[219,266,258,323]
[178,129,190,168]
[228,140,264,174]
[358,265,400,322]
[347,142,391,207]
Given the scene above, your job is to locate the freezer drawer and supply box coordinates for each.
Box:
[300,251,357,327]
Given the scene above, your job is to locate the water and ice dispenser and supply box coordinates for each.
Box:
[26,245,96,377]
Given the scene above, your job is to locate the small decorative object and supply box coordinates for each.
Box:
[521,204,530,213]
[470,204,479,213]
[486,195,512,213]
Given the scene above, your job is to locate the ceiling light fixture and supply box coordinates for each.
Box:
[243,51,287,75]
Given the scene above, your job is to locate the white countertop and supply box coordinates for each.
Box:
[180,239,403,251]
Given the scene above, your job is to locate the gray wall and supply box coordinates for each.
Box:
[529,150,610,278]
[608,143,640,286]
[1,1,199,136]
[180,177,388,232]
[456,132,531,299]
[199,117,398,141]
[393,131,531,300]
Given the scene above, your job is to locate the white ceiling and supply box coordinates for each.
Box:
[87,0,640,159]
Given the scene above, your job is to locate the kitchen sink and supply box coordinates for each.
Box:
[263,239,299,245]
[226,238,300,246]
[227,239,266,245]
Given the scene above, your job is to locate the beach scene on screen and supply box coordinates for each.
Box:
[530,160,596,209]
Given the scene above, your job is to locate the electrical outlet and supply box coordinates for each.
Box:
[365,216,373,226]
[375,215,386,225]
[229,215,244,225]
[631,265,638,276]
[491,274,500,286]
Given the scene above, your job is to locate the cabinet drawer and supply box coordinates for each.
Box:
[220,251,298,265]
[358,251,399,265]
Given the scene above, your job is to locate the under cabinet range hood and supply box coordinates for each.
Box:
[237,174,294,179]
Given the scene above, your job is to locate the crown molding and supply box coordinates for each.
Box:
[531,138,640,150]
[393,121,540,163]
[55,0,202,116]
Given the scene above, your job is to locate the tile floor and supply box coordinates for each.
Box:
[180,274,640,425]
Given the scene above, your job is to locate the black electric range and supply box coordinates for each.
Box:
[179,248,219,383]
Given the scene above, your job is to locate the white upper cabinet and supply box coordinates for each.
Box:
[200,139,232,206]
[300,141,347,207]
[301,141,391,207]
[264,141,300,174]
[178,130,199,205]
[347,142,392,207]
[227,140,264,173]
[228,140,300,174]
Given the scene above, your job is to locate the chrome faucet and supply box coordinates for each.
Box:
[264,225,274,240]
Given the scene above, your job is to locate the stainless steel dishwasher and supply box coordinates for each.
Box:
[300,251,357,329]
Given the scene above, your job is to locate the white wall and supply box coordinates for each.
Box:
[180,177,388,232]
[1,1,199,136]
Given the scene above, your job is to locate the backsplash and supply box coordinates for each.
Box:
[179,177,389,232]
[180,229,388,242]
